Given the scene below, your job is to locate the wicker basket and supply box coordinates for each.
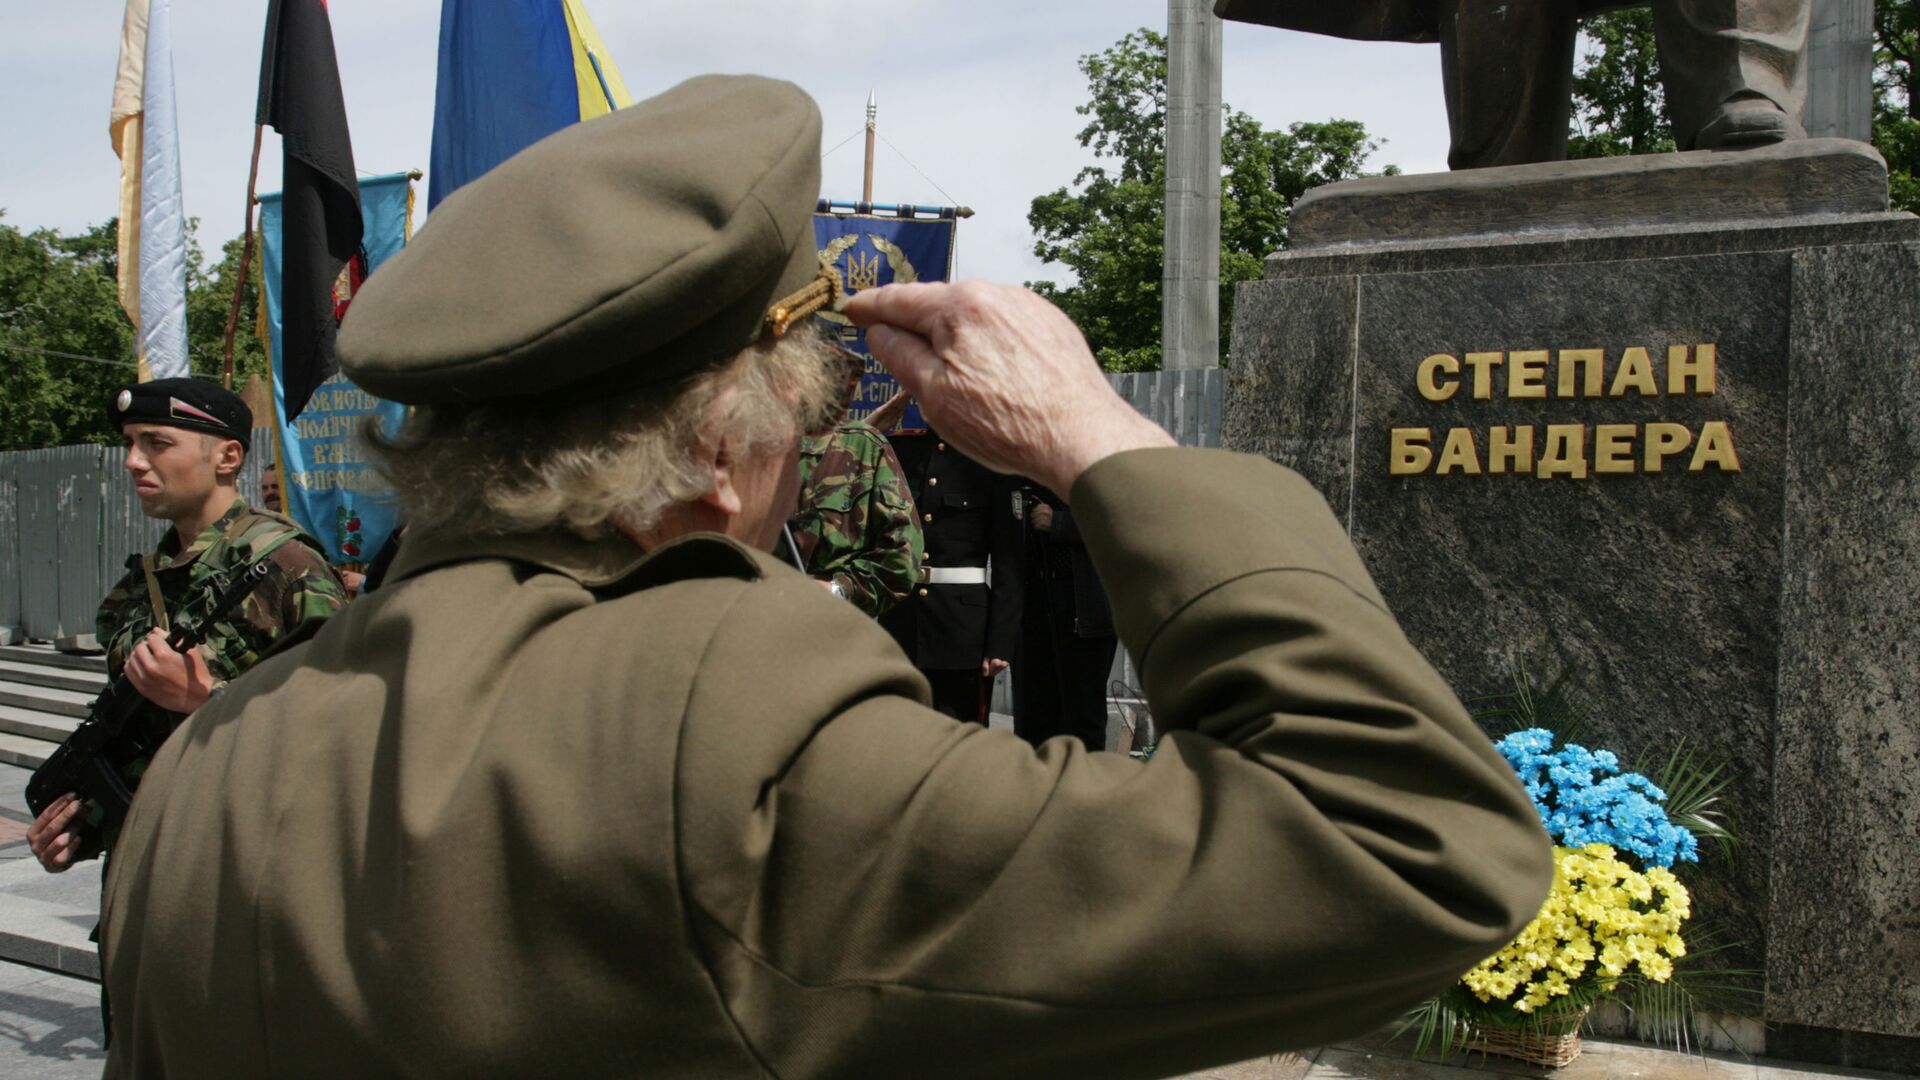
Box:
[1465,1010,1588,1069]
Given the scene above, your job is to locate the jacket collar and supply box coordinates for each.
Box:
[384,523,764,595]
[155,497,251,571]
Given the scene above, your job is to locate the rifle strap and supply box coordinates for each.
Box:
[141,556,170,634]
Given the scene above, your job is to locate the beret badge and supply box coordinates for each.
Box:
[116,390,133,414]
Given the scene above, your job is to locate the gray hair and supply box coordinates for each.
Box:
[363,328,846,538]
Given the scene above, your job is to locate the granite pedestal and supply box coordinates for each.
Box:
[1224,141,1919,1063]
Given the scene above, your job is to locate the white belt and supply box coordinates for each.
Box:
[920,566,989,585]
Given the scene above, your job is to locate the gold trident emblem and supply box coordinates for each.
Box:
[814,233,920,325]
[846,249,883,291]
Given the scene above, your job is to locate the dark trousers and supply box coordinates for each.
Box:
[1014,624,1116,752]
[923,668,988,725]
[1438,0,1808,167]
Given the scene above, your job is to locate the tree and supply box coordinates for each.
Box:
[1568,10,1675,159]
[1027,29,1391,372]
[1875,0,1920,212]
[0,215,137,450]
[0,214,267,450]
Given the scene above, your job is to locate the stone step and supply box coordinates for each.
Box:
[0,853,101,983]
[0,732,53,771]
[0,660,106,696]
[0,645,106,675]
[0,706,78,747]
[0,681,91,721]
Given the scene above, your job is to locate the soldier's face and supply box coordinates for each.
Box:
[122,424,226,521]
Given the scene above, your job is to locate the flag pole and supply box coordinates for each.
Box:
[862,89,876,204]
[222,121,266,390]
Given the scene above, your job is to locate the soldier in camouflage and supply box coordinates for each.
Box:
[787,402,924,616]
[27,378,347,870]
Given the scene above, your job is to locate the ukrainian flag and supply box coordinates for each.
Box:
[428,0,632,209]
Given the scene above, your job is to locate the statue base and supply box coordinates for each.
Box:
[1225,142,1920,1067]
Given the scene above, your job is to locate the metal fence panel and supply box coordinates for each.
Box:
[54,445,107,641]
[0,456,17,629]
[1107,368,1224,448]
[17,452,63,639]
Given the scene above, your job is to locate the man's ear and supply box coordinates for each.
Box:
[696,433,744,518]
[215,439,247,481]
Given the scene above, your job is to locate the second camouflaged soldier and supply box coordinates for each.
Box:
[785,347,923,615]
[27,378,347,869]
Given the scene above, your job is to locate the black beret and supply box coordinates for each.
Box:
[108,378,253,450]
[338,74,836,405]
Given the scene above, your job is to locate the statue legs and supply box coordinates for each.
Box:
[1437,0,1809,169]
[1438,0,1580,170]
[1651,0,1809,150]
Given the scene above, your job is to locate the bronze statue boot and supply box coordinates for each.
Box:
[1692,94,1799,150]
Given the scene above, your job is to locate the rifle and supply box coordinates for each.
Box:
[25,556,276,861]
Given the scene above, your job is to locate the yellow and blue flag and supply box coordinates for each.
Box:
[110,0,190,381]
[428,0,631,209]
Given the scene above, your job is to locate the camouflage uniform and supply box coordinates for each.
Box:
[92,497,346,848]
[788,419,923,617]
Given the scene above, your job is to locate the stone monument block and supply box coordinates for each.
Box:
[1225,142,1919,1051]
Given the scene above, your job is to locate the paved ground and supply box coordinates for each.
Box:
[0,959,105,1079]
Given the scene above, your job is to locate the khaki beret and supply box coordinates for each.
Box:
[338,75,834,405]
[109,378,253,449]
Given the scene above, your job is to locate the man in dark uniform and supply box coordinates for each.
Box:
[1014,483,1118,752]
[27,378,346,869]
[879,430,1022,722]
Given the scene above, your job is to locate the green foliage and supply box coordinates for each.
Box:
[1467,657,1596,746]
[1876,0,1920,212]
[0,214,265,451]
[1028,29,1391,372]
[1569,10,1676,159]
[0,214,137,450]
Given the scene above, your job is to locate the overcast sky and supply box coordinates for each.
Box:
[0,1,1451,287]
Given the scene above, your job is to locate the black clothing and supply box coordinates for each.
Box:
[878,433,1023,676]
[1013,486,1116,751]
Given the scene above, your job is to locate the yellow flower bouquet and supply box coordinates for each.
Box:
[1462,843,1691,1015]
[1403,665,1743,1067]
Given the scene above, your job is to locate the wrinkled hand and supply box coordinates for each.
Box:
[28,793,86,873]
[124,628,214,714]
[844,282,1173,496]
[1029,502,1054,532]
[982,657,1010,678]
[867,388,912,433]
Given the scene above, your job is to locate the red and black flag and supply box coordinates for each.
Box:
[257,0,362,420]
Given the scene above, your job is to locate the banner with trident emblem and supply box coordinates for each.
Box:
[812,210,957,433]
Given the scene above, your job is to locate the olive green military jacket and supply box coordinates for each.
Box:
[101,448,1551,1079]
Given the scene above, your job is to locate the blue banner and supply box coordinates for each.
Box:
[259,172,413,566]
[812,213,957,433]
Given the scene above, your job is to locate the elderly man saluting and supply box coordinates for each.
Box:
[99,76,1551,1078]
